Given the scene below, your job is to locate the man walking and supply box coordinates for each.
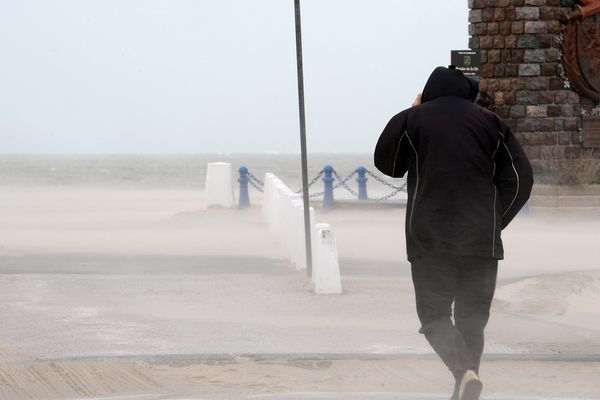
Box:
[374,66,533,400]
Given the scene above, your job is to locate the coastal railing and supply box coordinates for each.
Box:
[238,165,407,211]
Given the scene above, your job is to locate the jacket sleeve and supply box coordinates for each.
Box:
[374,111,409,178]
[493,119,534,229]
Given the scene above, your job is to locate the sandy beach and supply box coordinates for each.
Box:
[1,184,599,399]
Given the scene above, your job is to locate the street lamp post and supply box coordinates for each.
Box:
[293,0,313,277]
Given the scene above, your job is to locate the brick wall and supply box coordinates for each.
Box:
[468,0,595,159]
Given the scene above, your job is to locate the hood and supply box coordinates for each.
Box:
[421,66,479,103]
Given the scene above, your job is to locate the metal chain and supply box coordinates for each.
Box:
[294,170,324,194]
[247,171,264,187]
[243,167,406,201]
[368,185,407,202]
[364,169,406,201]
[247,176,264,193]
[365,169,405,191]
[246,172,265,193]
[332,170,359,197]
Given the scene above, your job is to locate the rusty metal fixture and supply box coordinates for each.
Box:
[564,0,600,21]
[561,0,600,104]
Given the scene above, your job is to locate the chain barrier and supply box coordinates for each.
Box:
[247,171,265,193]
[242,167,406,201]
[247,177,264,193]
[247,171,263,186]
[363,169,406,202]
[332,170,359,197]
[307,190,326,198]
[368,186,407,201]
[365,169,405,188]
[294,170,324,194]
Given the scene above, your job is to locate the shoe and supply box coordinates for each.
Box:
[458,369,482,400]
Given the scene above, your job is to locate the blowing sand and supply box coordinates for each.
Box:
[0,184,599,399]
[495,270,600,331]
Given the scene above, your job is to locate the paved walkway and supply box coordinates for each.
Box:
[7,353,592,400]
[80,395,600,400]
[1,190,599,400]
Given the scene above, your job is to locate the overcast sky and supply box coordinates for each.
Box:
[0,0,469,154]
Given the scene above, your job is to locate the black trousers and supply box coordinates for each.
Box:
[411,253,498,378]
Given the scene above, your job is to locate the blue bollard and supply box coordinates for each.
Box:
[321,165,335,212]
[356,166,368,200]
[238,166,250,209]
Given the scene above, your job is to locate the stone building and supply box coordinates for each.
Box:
[468,0,600,159]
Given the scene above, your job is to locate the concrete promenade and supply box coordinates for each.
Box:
[1,249,599,399]
[1,186,599,399]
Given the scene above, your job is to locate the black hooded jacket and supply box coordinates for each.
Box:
[374,67,533,261]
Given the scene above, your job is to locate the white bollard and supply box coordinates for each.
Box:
[267,175,280,231]
[275,187,292,241]
[279,190,293,258]
[268,182,282,233]
[205,162,235,208]
[259,173,320,278]
[291,200,304,268]
[313,223,342,295]
[270,182,287,234]
[298,206,316,273]
[266,175,280,231]
[286,193,301,264]
[262,173,275,218]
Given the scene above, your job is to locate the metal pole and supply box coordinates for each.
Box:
[294,0,313,277]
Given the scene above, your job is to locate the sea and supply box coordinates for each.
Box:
[0,153,405,199]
